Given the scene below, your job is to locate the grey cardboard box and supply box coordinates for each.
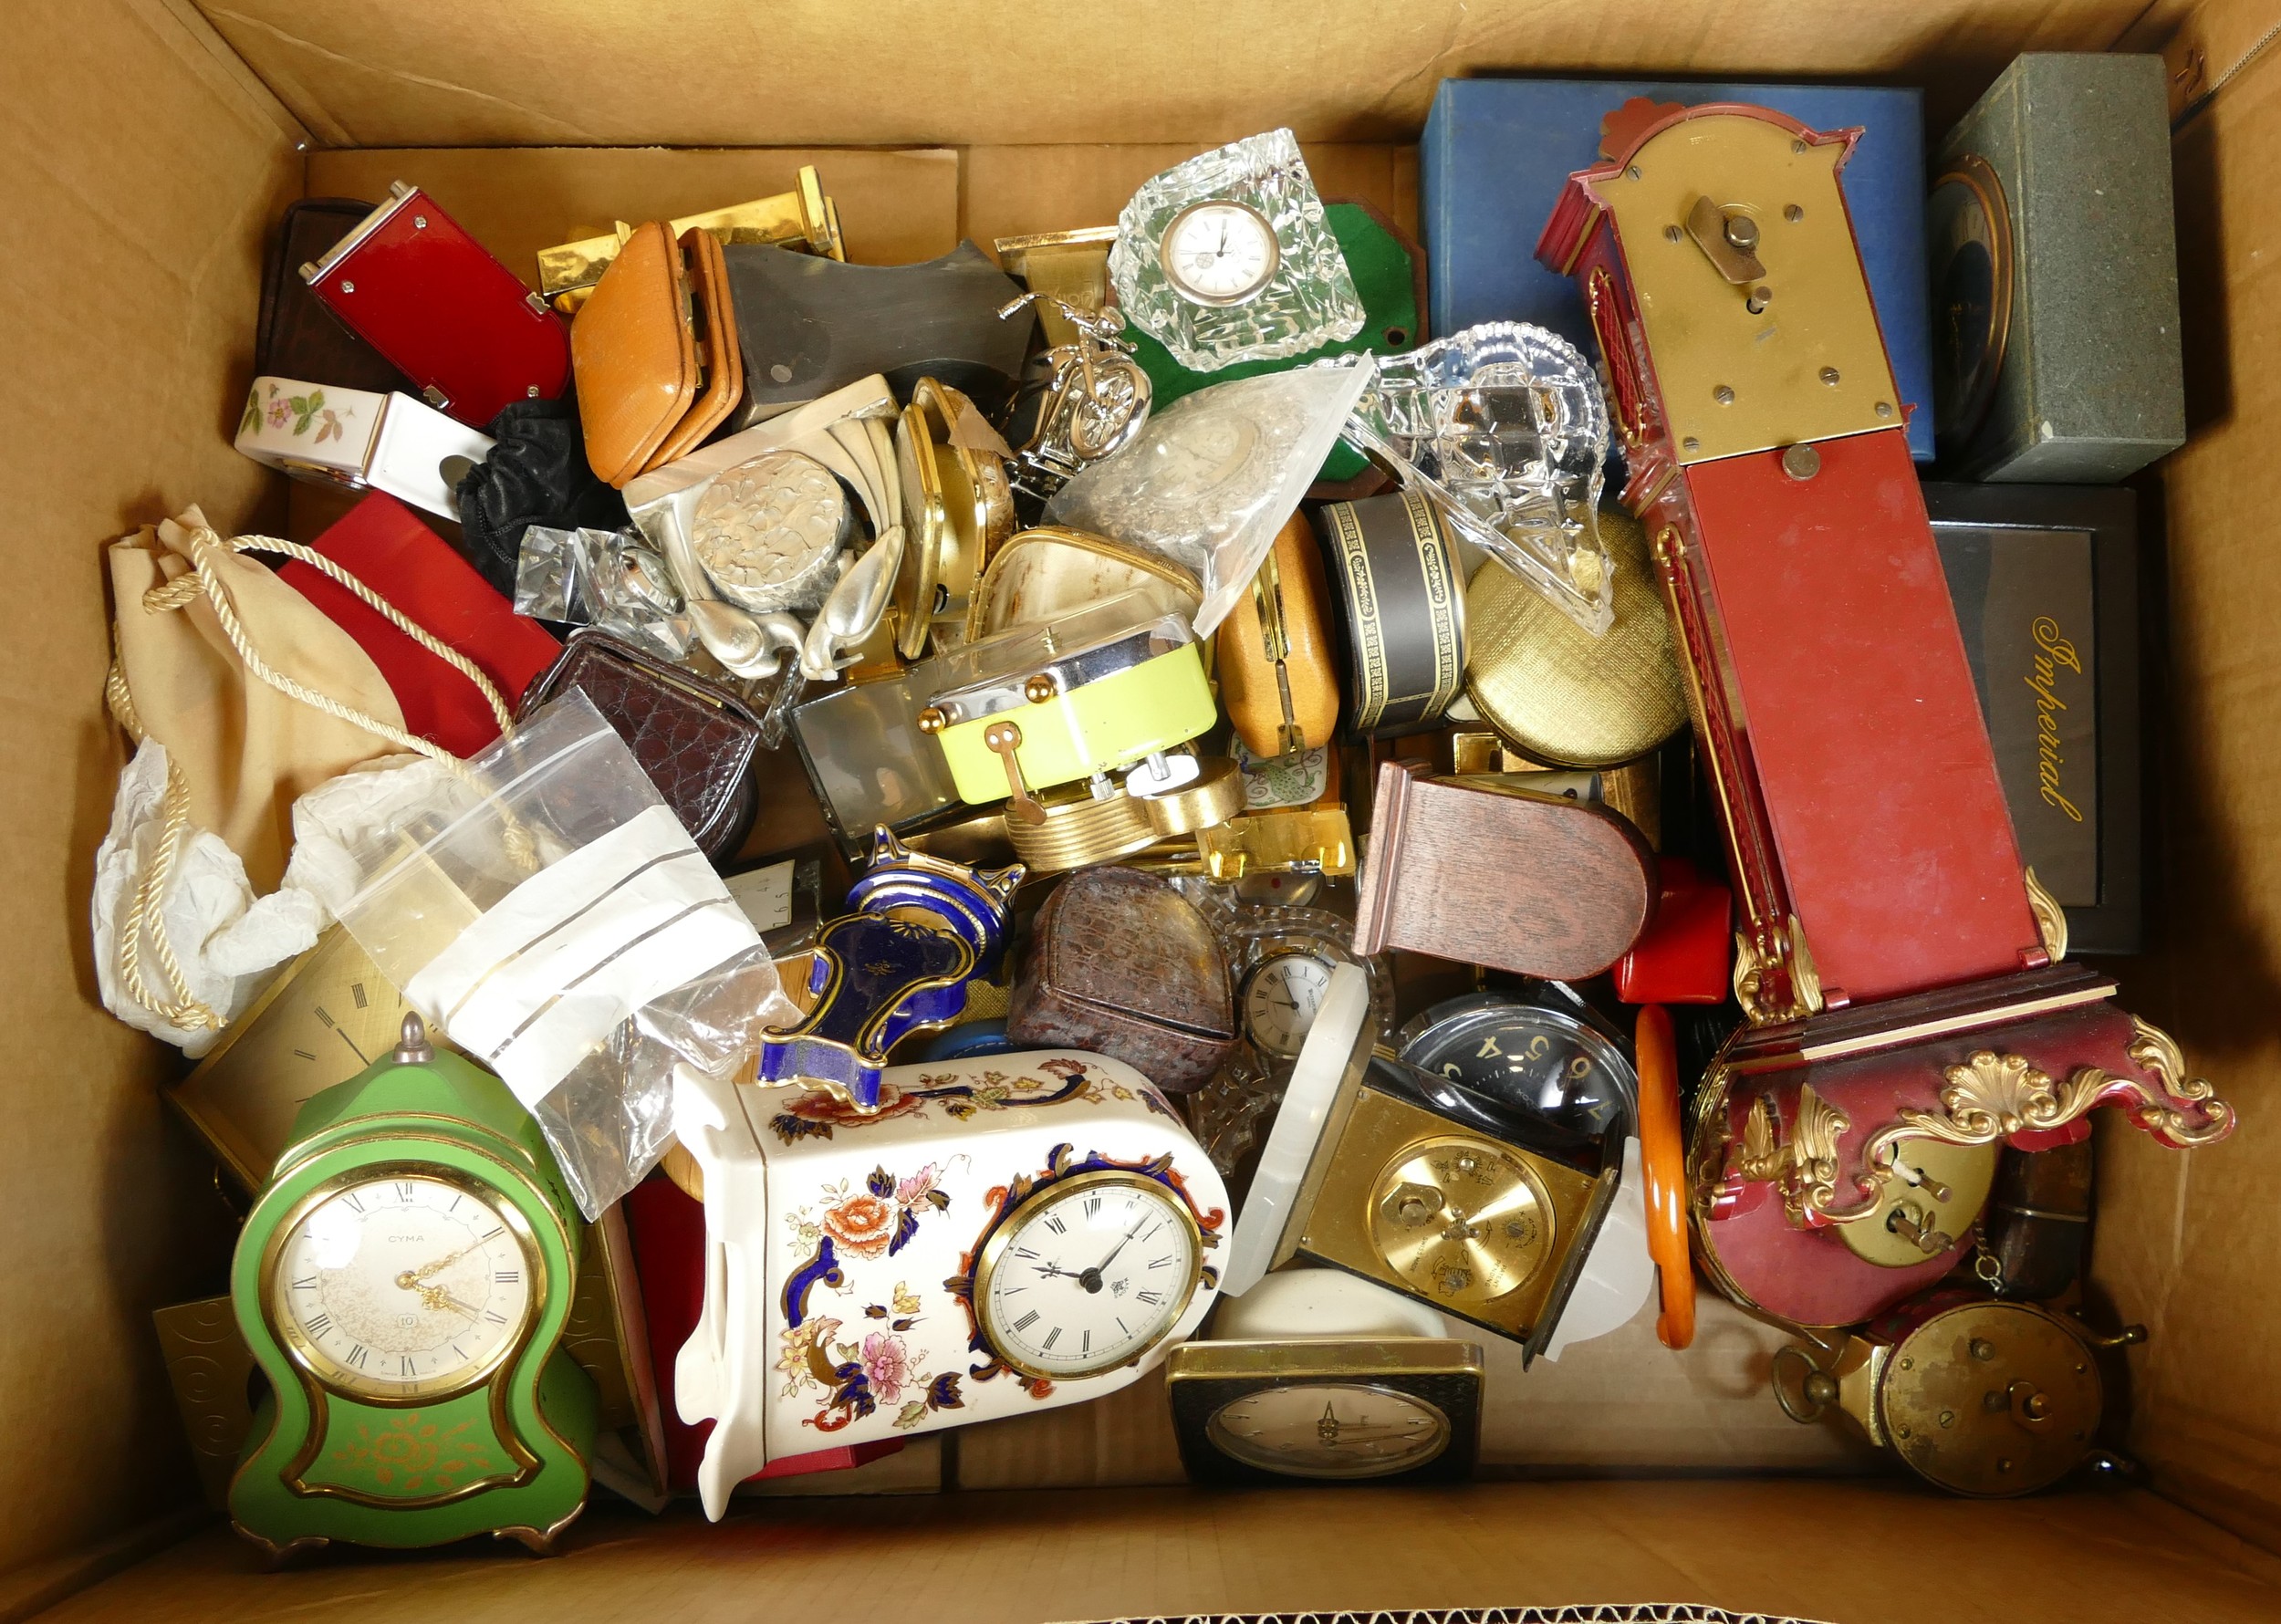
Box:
[1932,53,2185,482]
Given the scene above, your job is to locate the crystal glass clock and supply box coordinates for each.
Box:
[1111,128,1365,372]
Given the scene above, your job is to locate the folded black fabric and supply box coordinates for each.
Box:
[453,391,630,599]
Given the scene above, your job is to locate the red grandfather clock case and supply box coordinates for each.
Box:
[1536,100,2232,1327]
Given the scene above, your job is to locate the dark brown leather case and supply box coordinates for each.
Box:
[256,198,415,394]
[517,629,762,862]
[1984,1140,2095,1302]
[1006,867,1236,1092]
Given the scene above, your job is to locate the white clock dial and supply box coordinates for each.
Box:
[1206,1382,1451,1479]
[1241,952,1337,1059]
[977,1172,1203,1379]
[270,1171,537,1401]
[1159,200,1280,307]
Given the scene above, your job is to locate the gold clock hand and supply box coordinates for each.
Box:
[397,1236,486,1291]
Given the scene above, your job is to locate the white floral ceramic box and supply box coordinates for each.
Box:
[234,375,493,518]
[673,1049,1230,1518]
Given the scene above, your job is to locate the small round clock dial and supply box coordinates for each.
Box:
[271,1171,537,1401]
[1159,200,1280,307]
[1240,951,1337,1059]
[976,1171,1203,1379]
[1399,997,1636,1139]
[1370,1136,1555,1308]
[1206,1382,1452,1480]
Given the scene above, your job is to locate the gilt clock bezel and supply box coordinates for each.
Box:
[971,1166,1206,1382]
[261,1159,547,1409]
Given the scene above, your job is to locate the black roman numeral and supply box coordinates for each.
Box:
[292,1047,318,1061]
[305,1313,333,1338]
[348,1345,368,1369]
[481,1226,504,1241]
[1082,1329,1091,1355]
[313,1006,335,1029]
[1083,1195,1101,1219]
[1136,1289,1165,1306]
[350,982,369,1010]
[394,1182,415,1203]
[1043,1326,1062,1349]
[292,1275,318,1291]
[1013,1310,1039,1331]
[1149,1255,1176,1269]
[341,1192,365,1213]
[484,1310,507,1324]
[1012,1246,1037,1260]
[401,1356,417,1379]
[1042,1213,1066,1234]
[495,1269,519,1284]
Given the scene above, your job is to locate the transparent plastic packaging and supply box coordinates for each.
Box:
[514,525,693,661]
[1045,365,1369,639]
[1110,128,1365,372]
[1340,323,1616,636]
[328,691,795,1215]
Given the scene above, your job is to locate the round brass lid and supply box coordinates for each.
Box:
[1463,502,1686,768]
[1835,1140,2000,1270]
[1878,1301,2102,1497]
[1369,1134,1554,1308]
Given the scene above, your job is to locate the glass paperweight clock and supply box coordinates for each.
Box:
[1340,323,1616,635]
[1111,128,1366,373]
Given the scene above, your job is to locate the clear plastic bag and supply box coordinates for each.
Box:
[514,525,694,661]
[1340,323,1616,636]
[328,691,795,1215]
[1045,363,1368,639]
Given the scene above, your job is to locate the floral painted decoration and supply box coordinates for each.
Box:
[766,1057,1161,1146]
[242,380,351,444]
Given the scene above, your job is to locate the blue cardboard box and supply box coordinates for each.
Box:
[1422,78,1933,461]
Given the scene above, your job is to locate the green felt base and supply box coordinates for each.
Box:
[1125,203,1421,482]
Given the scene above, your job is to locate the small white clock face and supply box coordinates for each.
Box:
[977,1173,1202,1379]
[1160,200,1280,307]
[271,1171,537,1402]
[1206,1382,1451,1479]
[1241,951,1337,1058]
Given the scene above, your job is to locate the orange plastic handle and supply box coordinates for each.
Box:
[1635,1004,1697,1350]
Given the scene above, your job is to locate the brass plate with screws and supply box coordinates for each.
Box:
[1591,112,1901,465]
[1879,1300,2103,1496]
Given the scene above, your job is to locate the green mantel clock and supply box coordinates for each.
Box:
[229,1012,596,1558]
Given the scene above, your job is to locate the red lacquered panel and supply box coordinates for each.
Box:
[1679,429,2037,1003]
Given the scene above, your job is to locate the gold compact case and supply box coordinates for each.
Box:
[1222,965,1620,1361]
[1463,501,1687,768]
[894,376,1016,658]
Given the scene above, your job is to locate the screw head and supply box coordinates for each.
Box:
[916,706,948,735]
[1023,674,1057,704]
[1875,401,1895,419]
[1713,384,1735,406]
[1780,443,1821,480]
[1819,366,1841,385]
[1792,140,1807,154]
[413,214,428,229]
[1785,203,1805,223]
[339,280,355,294]
[1627,165,1642,181]
[1939,1410,1956,1429]
[1663,224,1683,243]
[1724,213,1760,251]
[1971,1338,1996,1361]
[1682,436,1701,452]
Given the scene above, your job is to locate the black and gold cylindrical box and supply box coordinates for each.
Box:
[1318,490,1467,737]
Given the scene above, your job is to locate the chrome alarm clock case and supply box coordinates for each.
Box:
[672,1050,1229,1519]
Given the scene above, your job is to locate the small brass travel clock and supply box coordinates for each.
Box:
[228,1013,596,1558]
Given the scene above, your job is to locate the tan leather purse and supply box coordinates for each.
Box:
[1214,512,1339,756]
[573,222,744,486]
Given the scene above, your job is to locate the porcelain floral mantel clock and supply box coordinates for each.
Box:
[228,1014,596,1558]
[674,1049,1230,1517]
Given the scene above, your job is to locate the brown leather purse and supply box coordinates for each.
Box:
[517,630,763,862]
[572,223,744,486]
[1214,512,1339,757]
[1006,867,1236,1092]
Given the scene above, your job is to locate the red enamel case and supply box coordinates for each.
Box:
[301,182,570,427]
[1536,101,2231,1327]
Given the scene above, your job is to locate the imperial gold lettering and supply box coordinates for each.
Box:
[2025,616,2085,823]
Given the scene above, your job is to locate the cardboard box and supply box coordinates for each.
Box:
[10,3,2281,1619]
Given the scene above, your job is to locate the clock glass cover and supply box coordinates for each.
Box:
[1205,1382,1451,1479]
[1398,994,1637,1139]
[976,1171,1203,1379]
[1926,153,2013,455]
[1160,201,1280,307]
[271,1170,537,1401]
[1240,949,1337,1059]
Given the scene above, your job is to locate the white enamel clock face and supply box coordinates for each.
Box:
[271,1171,536,1401]
[1159,200,1281,307]
[1205,1382,1452,1479]
[1241,951,1337,1059]
[977,1172,1203,1379]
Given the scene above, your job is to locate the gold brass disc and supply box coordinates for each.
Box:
[1368,1134,1555,1308]
[1878,1301,2102,1497]
[1837,1139,2000,1269]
